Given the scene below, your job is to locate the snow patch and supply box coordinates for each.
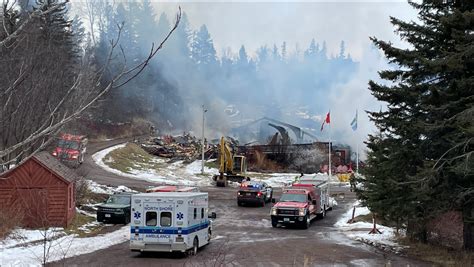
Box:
[335,202,407,252]
[0,226,129,266]
[86,180,136,195]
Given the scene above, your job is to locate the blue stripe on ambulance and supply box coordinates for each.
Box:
[132,221,210,235]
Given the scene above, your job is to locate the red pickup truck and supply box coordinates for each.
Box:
[270,183,328,229]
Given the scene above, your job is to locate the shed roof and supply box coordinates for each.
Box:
[32,151,81,183]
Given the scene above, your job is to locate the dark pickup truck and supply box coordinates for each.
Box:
[97,192,135,224]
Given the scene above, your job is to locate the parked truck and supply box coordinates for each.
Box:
[97,192,135,224]
[130,192,216,255]
[270,178,329,229]
[51,133,87,167]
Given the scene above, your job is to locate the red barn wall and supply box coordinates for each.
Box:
[0,159,75,228]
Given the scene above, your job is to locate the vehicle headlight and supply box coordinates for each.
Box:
[271,207,277,216]
[299,208,305,216]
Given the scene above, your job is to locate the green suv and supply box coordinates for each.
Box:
[97,192,134,224]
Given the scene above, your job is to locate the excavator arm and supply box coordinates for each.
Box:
[219,136,233,174]
[215,136,248,187]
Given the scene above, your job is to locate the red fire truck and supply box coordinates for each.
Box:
[270,176,329,229]
[52,133,88,167]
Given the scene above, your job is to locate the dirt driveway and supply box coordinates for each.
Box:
[77,137,156,189]
[51,184,431,266]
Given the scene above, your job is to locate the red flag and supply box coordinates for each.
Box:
[320,111,331,131]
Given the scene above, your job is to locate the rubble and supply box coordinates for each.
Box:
[139,133,219,162]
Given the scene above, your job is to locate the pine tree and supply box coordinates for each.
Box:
[190,24,217,68]
[281,41,287,61]
[155,13,171,45]
[256,45,269,63]
[238,45,248,65]
[166,12,192,66]
[338,40,345,59]
[272,44,279,61]
[361,0,474,240]
[0,0,86,163]
[304,38,318,60]
[319,41,327,61]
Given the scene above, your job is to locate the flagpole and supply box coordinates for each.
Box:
[328,110,331,200]
[356,141,359,174]
[356,109,359,174]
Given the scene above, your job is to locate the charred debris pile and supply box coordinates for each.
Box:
[139,134,352,174]
[140,134,229,163]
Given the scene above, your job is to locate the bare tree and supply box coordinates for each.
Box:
[0,0,181,171]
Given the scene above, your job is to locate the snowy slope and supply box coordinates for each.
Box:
[1,226,129,266]
[92,143,217,186]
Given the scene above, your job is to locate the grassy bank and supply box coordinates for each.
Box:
[399,238,473,266]
[104,143,164,174]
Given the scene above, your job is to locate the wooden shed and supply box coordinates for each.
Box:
[0,151,78,228]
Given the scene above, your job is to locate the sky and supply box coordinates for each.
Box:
[154,1,418,60]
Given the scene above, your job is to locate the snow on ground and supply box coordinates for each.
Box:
[92,143,126,169]
[335,202,407,252]
[92,143,352,188]
[87,180,136,195]
[2,228,65,249]
[246,172,345,188]
[249,172,298,187]
[0,226,129,266]
[76,207,97,218]
[92,143,216,186]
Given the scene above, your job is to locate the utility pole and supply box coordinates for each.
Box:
[201,105,207,174]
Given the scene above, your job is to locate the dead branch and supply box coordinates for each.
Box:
[0,0,69,49]
[0,7,182,167]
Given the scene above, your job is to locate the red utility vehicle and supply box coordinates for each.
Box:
[270,181,329,229]
[52,133,88,167]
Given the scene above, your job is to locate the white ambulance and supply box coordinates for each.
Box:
[130,192,216,255]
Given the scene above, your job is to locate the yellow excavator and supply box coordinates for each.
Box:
[213,137,249,187]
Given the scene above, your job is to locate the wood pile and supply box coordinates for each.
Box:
[141,133,218,162]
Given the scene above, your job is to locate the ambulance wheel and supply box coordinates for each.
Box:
[192,237,199,256]
[207,228,212,242]
[261,199,265,207]
[237,201,242,207]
